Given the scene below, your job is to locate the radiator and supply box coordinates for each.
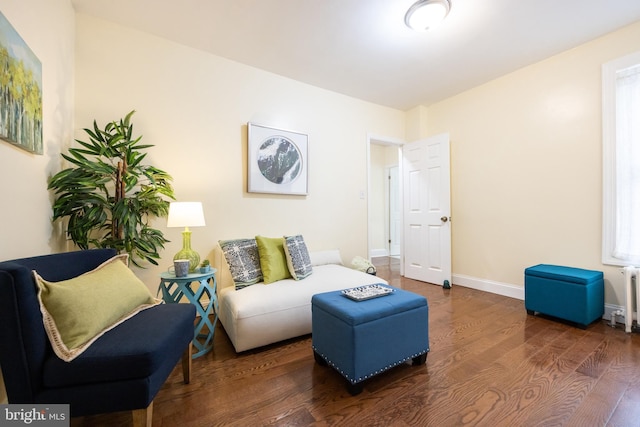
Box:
[622,266,640,333]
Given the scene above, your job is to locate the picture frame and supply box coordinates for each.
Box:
[0,12,43,155]
[247,122,308,195]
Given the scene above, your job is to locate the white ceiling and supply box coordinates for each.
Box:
[71,0,640,111]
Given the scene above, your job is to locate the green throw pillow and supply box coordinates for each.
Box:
[255,236,292,284]
[34,254,160,362]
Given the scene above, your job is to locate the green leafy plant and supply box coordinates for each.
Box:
[199,259,211,273]
[48,111,175,267]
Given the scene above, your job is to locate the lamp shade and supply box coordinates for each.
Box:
[167,202,206,228]
[405,0,451,31]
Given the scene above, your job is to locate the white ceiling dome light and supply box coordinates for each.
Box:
[405,0,452,31]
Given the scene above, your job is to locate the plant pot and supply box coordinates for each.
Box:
[200,266,211,273]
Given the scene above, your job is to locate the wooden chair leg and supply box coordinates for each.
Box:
[182,342,192,384]
[132,401,153,427]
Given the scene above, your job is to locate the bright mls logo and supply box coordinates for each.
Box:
[1,405,69,426]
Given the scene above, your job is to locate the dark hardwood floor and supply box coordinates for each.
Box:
[78,257,640,426]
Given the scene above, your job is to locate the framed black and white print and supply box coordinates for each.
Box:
[247,122,308,195]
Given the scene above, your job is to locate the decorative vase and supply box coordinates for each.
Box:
[173,230,200,273]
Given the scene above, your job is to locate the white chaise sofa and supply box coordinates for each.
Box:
[212,241,386,352]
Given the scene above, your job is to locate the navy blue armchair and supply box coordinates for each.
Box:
[0,249,196,426]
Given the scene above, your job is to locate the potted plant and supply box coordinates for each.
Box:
[48,111,175,267]
[199,259,211,273]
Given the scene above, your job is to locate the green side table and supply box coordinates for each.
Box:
[158,269,218,358]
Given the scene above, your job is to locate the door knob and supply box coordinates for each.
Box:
[441,216,448,222]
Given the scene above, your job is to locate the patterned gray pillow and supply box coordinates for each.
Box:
[219,239,263,289]
[283,235,313,280]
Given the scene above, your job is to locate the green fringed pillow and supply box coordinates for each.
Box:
[34,254,161,362]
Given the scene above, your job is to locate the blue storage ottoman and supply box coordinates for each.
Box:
[524,264,604,328]
[311,285,429,395]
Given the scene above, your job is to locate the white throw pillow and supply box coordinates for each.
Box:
[309,249,343,267]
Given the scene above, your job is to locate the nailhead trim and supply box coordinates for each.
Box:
[312,345,430,384]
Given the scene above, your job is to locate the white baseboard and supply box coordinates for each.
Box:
[203,273,634,326]
[604,304,627,324]
[370,248,388,258]
[453,274,634,324]
[453,274,524,300]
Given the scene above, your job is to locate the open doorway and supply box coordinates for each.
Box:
[367,135,404,261]
[387,165,401,258]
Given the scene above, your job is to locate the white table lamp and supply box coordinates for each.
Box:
[167,202,206,273]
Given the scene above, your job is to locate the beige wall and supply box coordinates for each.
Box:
[424,21,640,306]
[0,0,75,404]
[74,14,406,289]
[0,0,75,261]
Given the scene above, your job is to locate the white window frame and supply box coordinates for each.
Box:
[602,50,640,266]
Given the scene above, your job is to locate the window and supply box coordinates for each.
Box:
[603,51,640,266]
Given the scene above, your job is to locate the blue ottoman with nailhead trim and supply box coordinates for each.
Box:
[525,264,604,328]
[311,285,429,395]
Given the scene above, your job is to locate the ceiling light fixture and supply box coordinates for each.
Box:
[405,0,451,31]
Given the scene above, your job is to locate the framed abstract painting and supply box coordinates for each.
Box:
[0,11,43,155]
[247,122,308,195]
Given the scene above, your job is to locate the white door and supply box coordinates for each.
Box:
[402,133,451,286]
[389,166,401,256]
